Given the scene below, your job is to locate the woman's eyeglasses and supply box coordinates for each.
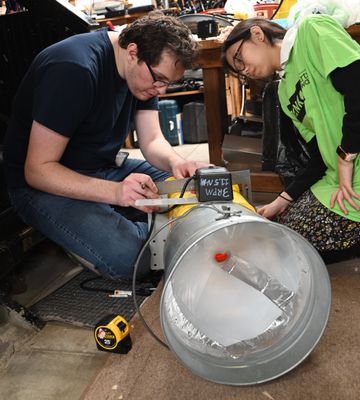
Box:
[146,62,170,88]
[232,39,248,85]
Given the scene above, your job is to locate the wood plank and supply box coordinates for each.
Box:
[159,90,203,98]
[251,172,283,193]
[96,12,147,28]
[347,24,360,44]
[202,67,227,166]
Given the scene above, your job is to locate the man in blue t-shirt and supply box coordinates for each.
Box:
[4,12,209,280]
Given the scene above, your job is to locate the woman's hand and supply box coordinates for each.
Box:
[257,193,293,219]
[115,173,160,213]
[330,158,360,214]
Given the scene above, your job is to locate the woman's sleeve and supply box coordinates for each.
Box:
[285,137,327,200]
[330,60,360,153]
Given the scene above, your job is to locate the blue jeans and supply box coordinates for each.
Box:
[8,159,170,280]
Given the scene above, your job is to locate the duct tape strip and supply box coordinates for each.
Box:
[164,281,290,359]
[219,255,294,311]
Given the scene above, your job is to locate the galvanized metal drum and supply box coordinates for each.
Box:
[160,203,331,385]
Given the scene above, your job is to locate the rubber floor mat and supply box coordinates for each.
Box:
[29,269,161,328]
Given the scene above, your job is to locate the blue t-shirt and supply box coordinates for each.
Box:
[4,28,158,188]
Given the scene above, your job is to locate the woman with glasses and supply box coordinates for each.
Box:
[4,12,209,280]
[222,15,360,263]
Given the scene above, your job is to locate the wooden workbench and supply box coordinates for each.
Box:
[196,39,283,192]
[96,11,148,28]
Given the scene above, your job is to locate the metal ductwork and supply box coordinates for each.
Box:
[159,203,331,385]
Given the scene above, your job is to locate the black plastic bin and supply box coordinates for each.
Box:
[182,101,208,144]
[159,99,180,146]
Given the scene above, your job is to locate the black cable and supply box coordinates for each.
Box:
[132,203,230,349]
[132,221,173,349]
[270,0,284,20]
[79,177,196,331]
[157,174,196,215]
[80,273,155,296]
[131,176,197,348]
[170,174,195,199]
[78,199,160,296]
[80,276,112,294]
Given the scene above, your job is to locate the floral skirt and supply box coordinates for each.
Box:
[275,190,360,253]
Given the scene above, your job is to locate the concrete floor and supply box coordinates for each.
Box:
[0,143,212,400]
[0,240,109,400]
[3,134,355,398]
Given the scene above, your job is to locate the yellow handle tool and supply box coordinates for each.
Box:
[94,314,132,354]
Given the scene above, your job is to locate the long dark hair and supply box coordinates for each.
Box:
[222,18,286,73]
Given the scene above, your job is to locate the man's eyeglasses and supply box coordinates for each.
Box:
[146,62,170,88]
[232,39,248,84]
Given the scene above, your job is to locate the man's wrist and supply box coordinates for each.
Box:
[168,154,185,170]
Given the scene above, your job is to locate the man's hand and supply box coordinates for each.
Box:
[257,195,292,219]
[115,173,160,213]
[330,158,360,214]
[170,159,212,179]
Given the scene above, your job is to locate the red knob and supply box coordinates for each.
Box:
[214,252,229,263]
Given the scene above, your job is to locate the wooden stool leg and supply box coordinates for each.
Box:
[124,131,135,149]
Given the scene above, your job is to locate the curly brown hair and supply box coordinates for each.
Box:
[119,11,198,69]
